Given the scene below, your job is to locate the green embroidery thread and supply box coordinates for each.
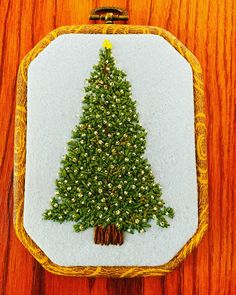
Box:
[43,40,174,245]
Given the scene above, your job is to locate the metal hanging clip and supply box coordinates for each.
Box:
[89,7,129,24]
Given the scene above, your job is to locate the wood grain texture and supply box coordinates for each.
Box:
[0,0,235,293]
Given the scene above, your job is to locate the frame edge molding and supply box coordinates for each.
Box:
[14,24,208,278]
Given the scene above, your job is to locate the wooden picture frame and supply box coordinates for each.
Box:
[14,24,208,277]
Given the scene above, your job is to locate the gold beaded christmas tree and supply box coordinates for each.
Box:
[43,40,174,245]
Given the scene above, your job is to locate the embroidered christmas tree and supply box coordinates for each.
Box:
[43,40,174,245]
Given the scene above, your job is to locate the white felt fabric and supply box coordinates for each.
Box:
[24,34,198,266]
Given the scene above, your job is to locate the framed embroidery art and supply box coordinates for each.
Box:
[14,22,208,277]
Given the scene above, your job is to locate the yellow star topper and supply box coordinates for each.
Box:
[102,39,112,49]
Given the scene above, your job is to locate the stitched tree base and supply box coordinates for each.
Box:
[94,225,124,245]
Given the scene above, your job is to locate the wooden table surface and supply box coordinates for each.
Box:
[0,0,235,294]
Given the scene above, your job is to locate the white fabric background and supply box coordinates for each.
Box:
[24,34,198,266]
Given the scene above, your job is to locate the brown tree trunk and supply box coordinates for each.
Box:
[94,224,124,245]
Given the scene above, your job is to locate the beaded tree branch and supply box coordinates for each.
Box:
[43,40,174,246]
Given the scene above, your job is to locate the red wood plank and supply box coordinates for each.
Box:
[0,0,235,294]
